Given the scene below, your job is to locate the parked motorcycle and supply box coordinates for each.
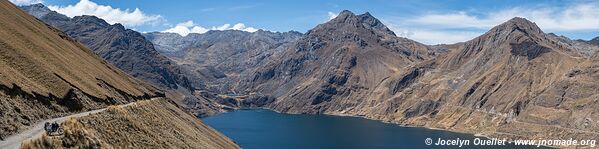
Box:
[44,121,64,136]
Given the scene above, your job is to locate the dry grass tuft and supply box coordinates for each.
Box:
[20,99,239,149]
[20,118,111,149]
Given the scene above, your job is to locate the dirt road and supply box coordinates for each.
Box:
[0,98,159,149]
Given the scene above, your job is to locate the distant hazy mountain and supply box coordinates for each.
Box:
[144,29,302,92]
[589,36,599,46]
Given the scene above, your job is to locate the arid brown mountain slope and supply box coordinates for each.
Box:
[20,4,224,117]
[237,11,599,142]
[0,1,162,139]
[0,2,237,148]
[405,17,599,141]
[238,10,445,113]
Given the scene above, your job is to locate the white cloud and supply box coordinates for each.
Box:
[406,30,481,45]
[229,23,258,32]
[47,0,162,27]
[163,21,259,36]
[9,0,43,6]
[163,21,208,36]
[410,3,599,31]
[382,2,599,44]
[328,11,338,20]
[384,22,481,44]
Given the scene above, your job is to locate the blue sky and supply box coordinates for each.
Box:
[10,0,599,44]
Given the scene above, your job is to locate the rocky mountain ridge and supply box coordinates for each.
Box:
[239,10,445,113]
[236,12,599,142]
[18,3,599,144]
[19,4,227,117]
[20,4,198,91]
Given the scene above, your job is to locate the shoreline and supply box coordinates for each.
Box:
[205,107,565,148]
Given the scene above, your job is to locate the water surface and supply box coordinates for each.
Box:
[202,109,546,149]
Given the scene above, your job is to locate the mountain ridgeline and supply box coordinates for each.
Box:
[239,10,446,112]
[144,29,303,93]
[20,4,197,91]
[144,10,599,142]
[20,4,230,117]
[19,3,599,144]
[230,11,599,141]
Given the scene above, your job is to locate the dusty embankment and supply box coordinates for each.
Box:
[20,98,240,149]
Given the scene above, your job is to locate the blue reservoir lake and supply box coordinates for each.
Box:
[202,109,548,149]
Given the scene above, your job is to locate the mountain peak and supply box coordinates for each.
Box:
[494,17,543,35]
[361,12,373,17]
[357,12,395,36]
[480,17,544,43]
[314,10,396,36]
[329,10,357,24]
[338,10,355,17]
[505,17,537,28]
[589,36,599,46]
[72,15,111,27]
[27,3,45,8]
[19,3,51,18]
